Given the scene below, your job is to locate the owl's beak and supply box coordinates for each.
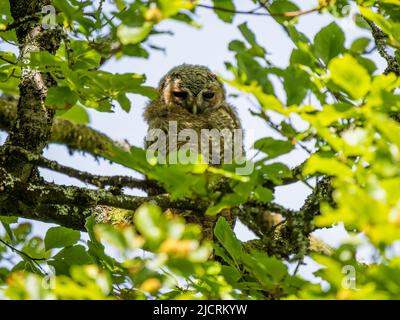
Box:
[192,104,198,115]
[193,92,205,115]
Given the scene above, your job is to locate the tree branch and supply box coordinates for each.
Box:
[0,12,42,33]
[0,166,207,229]
[0,0,62,182]
[196,3,320,18]
[364,18,400,75]
[7,145,156,192]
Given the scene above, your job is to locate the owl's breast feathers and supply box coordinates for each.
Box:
[144,100,242,154]
[205,103,242,131]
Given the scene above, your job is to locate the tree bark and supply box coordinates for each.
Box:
[0,0,61,182]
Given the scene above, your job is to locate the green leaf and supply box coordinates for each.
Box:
[206,193,244,216]
[134,203,164,243]
[114,0,126,10]
[287,25,310,46]
[0,1,12,22]
[303,154,353,177]
[313,22,345,64]
[46,86,78,109]
[213,243,236,266]
[220,265,242,283]
[254,138,294,159]
[260,162,292,185]
[117,23,153,45]
[283,66,310,105]
[0,216,17,242]
[122,44,149,58]
[57,105,90,125]
[235,54,273,92]
[350,37,371,54]
[214,217,243,264]
[29,51,66,69]
[116,93,131,112]
[290,48,314,68]
[12,223,32,242]
[370,112,400,151]
[130,85,158,99]
[53,245,93,266]
[238,22,265,57]
[0,52,16,65]
[254,186,274,203]
[328,54,371,100]
[22,236,46,260]
[259,94,285,113]
[158,0,195,18]
[49,245,93,275]
[0,216,18,224]
[355,56,377,75]
[269,0,299,24]
[44,226,80,251]
[0,267,9,284]
[211,0,235,23]
[244,250,288,288]
[69,40,101,70]
[53,0,81,20]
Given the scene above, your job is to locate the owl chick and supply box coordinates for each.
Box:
[143,64,243,240]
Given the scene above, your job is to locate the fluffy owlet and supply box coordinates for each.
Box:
[143,64,243,240]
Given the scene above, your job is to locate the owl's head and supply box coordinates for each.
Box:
[158,64,225,115]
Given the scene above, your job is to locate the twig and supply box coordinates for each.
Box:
[196,3,320,18]
[0,239,46,274]
[243,200,296,218]
[5,146,157,192]
[0,13,42,33]
[364,18,400,75]
[0,239,46,262]
[249,109,313,154]
[0,56,16,65]
[196,3,270,16]
[292,259,302,276]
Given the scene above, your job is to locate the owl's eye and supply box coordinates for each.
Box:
[173,91,188,99]
[202,92,214,99]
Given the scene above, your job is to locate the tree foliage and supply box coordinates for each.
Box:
[1,0,400,300]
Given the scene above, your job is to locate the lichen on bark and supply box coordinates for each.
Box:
[1,0,61,182]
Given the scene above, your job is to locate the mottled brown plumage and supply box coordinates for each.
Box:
[143,64,242,240]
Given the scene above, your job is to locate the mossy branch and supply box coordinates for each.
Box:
[0,166,206,230]
[0,95,127,158]
[364,18,400,75]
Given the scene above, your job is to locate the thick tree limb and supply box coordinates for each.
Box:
[0,166,205,230]
[0,0,61,182]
